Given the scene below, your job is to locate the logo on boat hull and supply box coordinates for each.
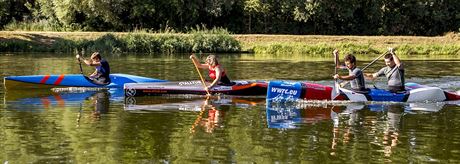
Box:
[179,81,202,86]
[125,88,137,97]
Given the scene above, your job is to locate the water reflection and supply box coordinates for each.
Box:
[2,53,460,163]
[330,103,364,156]
[124,95,264,112]
[3,88,121,110]
[89,91,110,120]
[124,95,265,134]
[266,102,366,129]
[191,97,229,133]
[266,100,450,158]
[3,88,117,128]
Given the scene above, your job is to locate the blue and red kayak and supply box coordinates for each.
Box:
[4,73,166,90]
[267,81,460,102]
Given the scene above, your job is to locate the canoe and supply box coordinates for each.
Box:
[124,80,268,97]
[4,73,167,90]
[267,81,460,102]
[339,82,460,102]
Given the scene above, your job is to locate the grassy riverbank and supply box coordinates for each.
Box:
[0,29,240,54]
[235,33,460,56]
[1,31,459,56]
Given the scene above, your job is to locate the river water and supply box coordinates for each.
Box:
[1,53,460,163]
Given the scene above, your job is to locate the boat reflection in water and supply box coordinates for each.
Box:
[124,95,264,112]
[266,100,450,157]
[3,88,124,125]
[124,95,265,133]
[266,101,364,129]
[266,100,447,129]
[4,88,122,110]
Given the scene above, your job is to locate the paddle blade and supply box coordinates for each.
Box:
[331,81,340,100]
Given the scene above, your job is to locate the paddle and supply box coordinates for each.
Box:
[75,49,84,75]
[331,51,340,100]
[76,50,100,84]
[361,50,389,71]
[190,55,211,95]
[78,58,84,75]
[339,50,389,87]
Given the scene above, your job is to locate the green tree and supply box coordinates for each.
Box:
[382,0,460,35]
[243,0,269,33]
[0,0,33,29]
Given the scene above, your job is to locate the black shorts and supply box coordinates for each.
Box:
[388,86,405,93]
[91,76,110,85]
[352,88,369,94]
[219,75,232,85]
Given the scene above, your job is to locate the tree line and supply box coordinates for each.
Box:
[1,0,459,36]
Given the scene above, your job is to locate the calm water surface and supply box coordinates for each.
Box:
[1,53,460,163]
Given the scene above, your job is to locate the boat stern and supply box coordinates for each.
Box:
[407,87,446,102]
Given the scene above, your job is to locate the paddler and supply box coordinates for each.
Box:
[190,54,233,91]
[365,48,405,92]
[332,49,367,92]
[76,52,111,84]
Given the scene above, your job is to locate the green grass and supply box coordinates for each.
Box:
[1,31,459,56]
[247,42,460,56]
[0,29,241,54]
[234,33,460,56]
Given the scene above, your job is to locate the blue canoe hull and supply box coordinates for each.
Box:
[4,73,167,90]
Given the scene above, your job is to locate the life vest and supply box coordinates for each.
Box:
[208,65,226,80]
[95,59,111,83]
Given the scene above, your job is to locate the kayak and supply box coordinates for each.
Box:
[124,80,268,97]
[267,81,460,102]
[4,73,167,90]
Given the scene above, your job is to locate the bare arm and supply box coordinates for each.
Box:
[76,55,101,66]
[190,55,209,69]
[389,48,401,67]
[333,49,340,69]
[364,73,377,80]
[332,49,349,80]
[336,74,356,81]
[91,69,98,76]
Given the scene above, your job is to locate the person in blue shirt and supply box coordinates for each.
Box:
[76,52,111,84]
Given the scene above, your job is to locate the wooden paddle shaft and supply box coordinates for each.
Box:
[191,58,210,95]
